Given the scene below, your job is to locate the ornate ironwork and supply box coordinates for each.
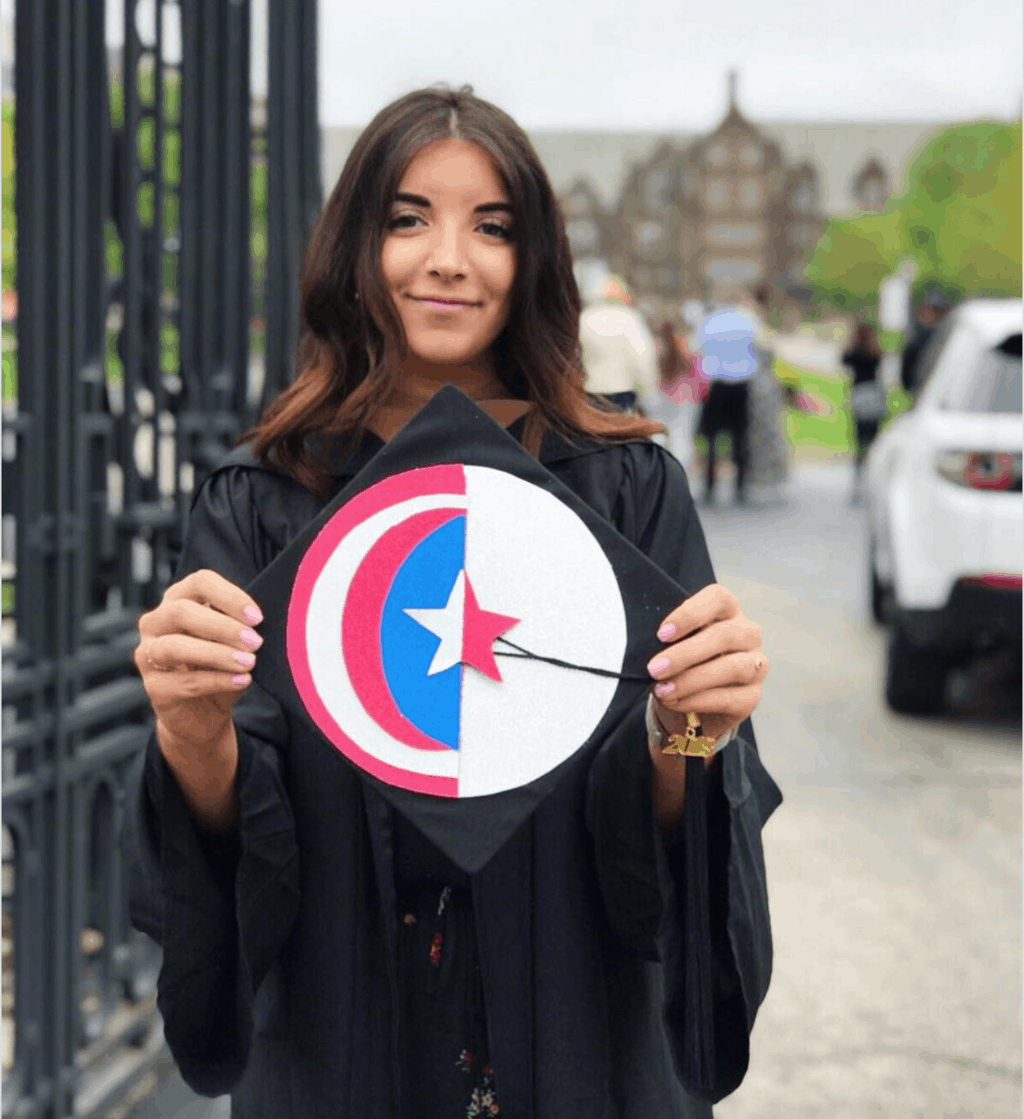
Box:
[2,0,320,1113]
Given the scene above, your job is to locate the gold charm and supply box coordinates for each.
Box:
[661,712,717,757]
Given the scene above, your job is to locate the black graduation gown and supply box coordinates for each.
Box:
[123,421,783,1118]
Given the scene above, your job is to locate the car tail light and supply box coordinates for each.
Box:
[959,573,1023,590]
[935,451,1022,491]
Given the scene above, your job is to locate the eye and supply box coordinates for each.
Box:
[387,212,424,231]
[478,220,513,241]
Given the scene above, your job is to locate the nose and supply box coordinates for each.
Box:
[427,215,466,280]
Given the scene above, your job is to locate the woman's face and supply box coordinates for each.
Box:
[380,139,516,371]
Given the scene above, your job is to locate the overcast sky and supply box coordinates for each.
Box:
[96,0,1021,131]
[316,0,1022,129]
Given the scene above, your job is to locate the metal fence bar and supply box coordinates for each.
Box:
[3,1,319,1114]
[263,0,321,413]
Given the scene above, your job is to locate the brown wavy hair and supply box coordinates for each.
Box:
[241,85,661,497]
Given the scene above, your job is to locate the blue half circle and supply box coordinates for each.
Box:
[380,515,465,750]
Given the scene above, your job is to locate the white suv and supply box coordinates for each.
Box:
[864,298,1022,714]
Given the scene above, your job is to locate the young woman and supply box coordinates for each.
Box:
[126,86,781,1119]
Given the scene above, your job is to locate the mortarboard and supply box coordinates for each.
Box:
[246,384,719,1095]
[247,385,696,873]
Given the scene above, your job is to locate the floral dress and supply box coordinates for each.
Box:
[393,811,500,1117]
[746,346,790,488]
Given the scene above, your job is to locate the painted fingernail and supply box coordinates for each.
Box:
[647,656,671,678]
[654,681,674,697]
[657,623,676,642]
[230,674,250,687]
[244,605,264,626]
[239,628,263,650]
[233,651,256,668]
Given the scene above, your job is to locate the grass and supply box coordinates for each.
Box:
[2,328,15,401]
[774,358,854,455]
[774,356,915,457]
[693,356,916,462]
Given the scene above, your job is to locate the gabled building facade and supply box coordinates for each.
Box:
[560,74,828,325]
[851,157,890,212]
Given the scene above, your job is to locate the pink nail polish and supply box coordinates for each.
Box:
[654,682,674,697]
[647,656,670,678]
[239,628,263,650]
[657,623,676,642]
[244,605,264,626]
[230,674,250,686]
[233,650,256,668]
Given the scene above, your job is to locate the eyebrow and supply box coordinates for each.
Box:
[393,191,513,215]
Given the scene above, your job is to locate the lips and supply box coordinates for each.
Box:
[413,296,476,310]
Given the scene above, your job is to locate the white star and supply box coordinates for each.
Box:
[404,570,465,676]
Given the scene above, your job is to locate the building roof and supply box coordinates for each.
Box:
[321,119,955,219]
[753,120,951,216]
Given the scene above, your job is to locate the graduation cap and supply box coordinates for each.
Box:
[247,385,719,1094]
[242,389,689,868]
[246,383,696,871]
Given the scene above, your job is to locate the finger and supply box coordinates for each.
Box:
[653,649,768,701]
[161,568,263,627]
[141,597,265,652]
[654,682,762,725]
[145,633,258,675]
[143,669,252,705]
[656,583,739,642]
[648,617,761,679]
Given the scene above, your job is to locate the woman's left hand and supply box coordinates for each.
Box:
[647,583,768,742]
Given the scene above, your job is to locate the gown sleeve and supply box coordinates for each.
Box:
[584,441,783,1103]
[122,467,301,1097]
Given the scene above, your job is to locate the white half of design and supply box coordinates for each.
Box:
[457,467,626,797]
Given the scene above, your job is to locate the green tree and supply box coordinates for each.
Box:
[804,209,904,316]
[901,121,1021,300]
[2,101,14,294]
[806,119,1022,315]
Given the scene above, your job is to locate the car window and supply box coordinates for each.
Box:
[913,315,975,411]
[938,332,1023,414]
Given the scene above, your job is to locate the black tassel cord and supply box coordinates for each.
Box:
[493,636,718,1098]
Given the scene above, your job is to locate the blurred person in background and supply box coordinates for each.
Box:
[696,297,757,505]
[698,290,783,510]
[901,288,950,393]
[742,285,790,493]
[842,317,886,499]
[579,272,659,411]
[639,320,707,471]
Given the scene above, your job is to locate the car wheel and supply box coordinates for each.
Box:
[884,621,949,715]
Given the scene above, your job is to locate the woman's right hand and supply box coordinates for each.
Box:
[134,569,264,829]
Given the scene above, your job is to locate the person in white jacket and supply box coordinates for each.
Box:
[578,274,659,411]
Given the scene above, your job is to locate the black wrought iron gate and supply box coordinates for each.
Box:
[2,1,320,1114]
